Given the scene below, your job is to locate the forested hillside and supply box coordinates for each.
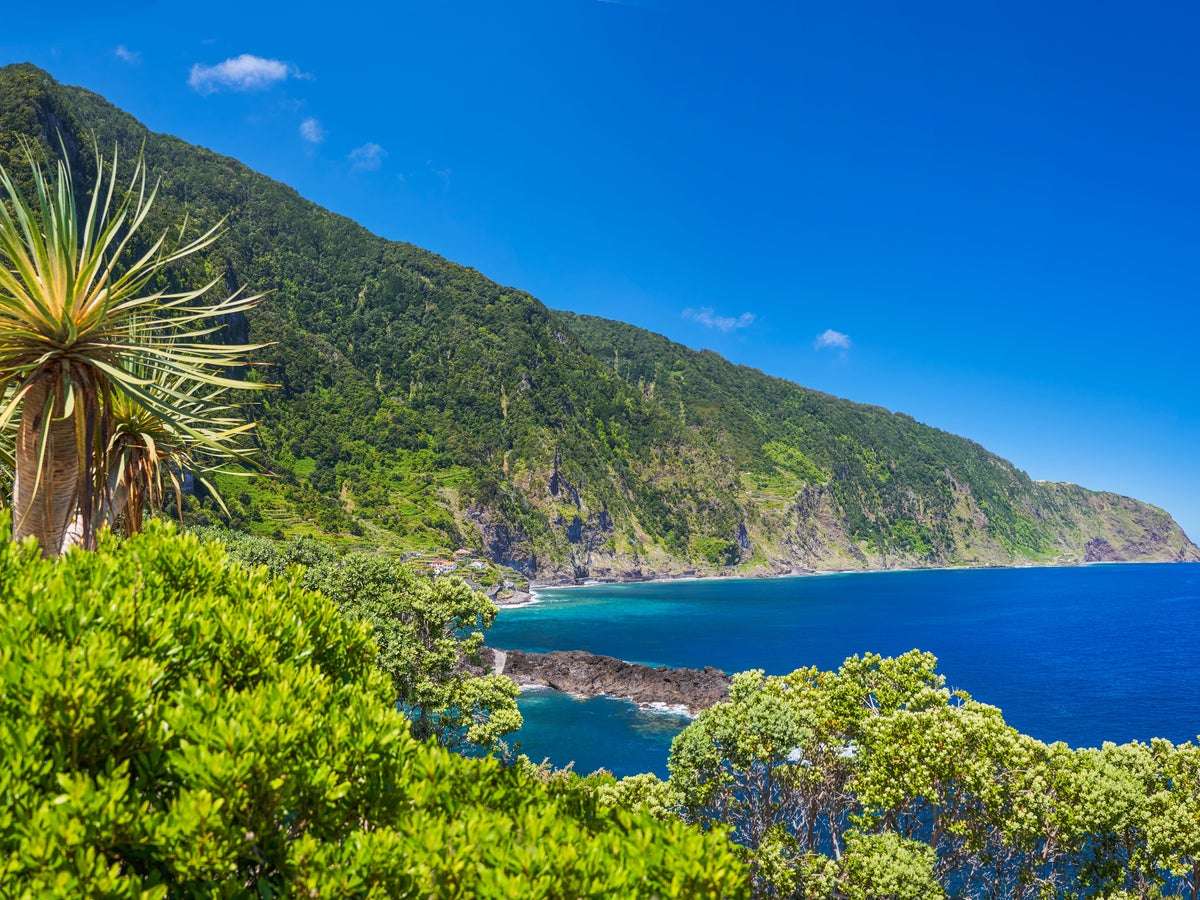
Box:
[2,63,1195,579]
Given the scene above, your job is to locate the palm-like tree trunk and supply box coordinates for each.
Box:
[101,472,131,535]
[123,476,143,537]
[13,379,83,556]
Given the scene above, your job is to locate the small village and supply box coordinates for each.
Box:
[418,548,533,606]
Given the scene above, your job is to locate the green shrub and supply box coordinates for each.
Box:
[191,525,339,575]
[198,527,521,753]
[0,518,747,897]
[664,651,1200,898]
[761,441,828,485]
[304,553,522,751]
[689,535,741,567]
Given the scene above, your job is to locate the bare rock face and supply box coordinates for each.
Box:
[466,505,537,575]
[493,589,534,608]
[475,647,729,715]
[1085,537,1121,562]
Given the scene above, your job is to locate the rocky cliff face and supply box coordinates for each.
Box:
[515,314,1200,582]
[516,465,1200,584]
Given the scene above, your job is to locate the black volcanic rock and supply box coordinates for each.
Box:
[474,647,729,714]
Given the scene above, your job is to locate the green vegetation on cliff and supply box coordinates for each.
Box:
[1,63,1194,579]
[557,311,1199,572]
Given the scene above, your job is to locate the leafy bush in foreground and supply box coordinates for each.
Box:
[641,651,1200,898]
[0,519,745,897]
[195,526,522,752]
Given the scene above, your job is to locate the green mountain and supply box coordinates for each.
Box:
[2,63,1195,579]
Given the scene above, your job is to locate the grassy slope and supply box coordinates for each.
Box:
[1,63,1194,578]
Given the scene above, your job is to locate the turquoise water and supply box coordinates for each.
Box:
[490,564,1200,777]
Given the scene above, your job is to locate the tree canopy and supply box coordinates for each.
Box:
[602,650,1200,898]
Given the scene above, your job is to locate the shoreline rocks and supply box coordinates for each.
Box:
[492,589,534,608]
[474,647,729,715]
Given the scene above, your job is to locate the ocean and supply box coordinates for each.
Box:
[487,563,1200,777]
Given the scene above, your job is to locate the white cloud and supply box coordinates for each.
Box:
[682,307,756,332]
[427,160,452,188]
[349,142,387,172]
[114,45,140,64]
[299,117,325,143]
[188,54,299,93]
[814,328,852,351]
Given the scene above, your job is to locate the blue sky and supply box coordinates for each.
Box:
[4,1,1198,538]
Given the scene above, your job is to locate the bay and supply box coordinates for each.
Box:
[488,563,1200,777]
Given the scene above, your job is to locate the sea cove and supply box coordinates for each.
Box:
[492,563,1200,777]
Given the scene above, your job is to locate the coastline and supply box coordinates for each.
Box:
[494,561,1200,734]
[525,556,1197,595]
[520,683,694,719]
[474,647,729,716]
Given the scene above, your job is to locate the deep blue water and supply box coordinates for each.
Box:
[490,564,1200,777]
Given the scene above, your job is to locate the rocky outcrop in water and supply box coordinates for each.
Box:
[474,647,729,715]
